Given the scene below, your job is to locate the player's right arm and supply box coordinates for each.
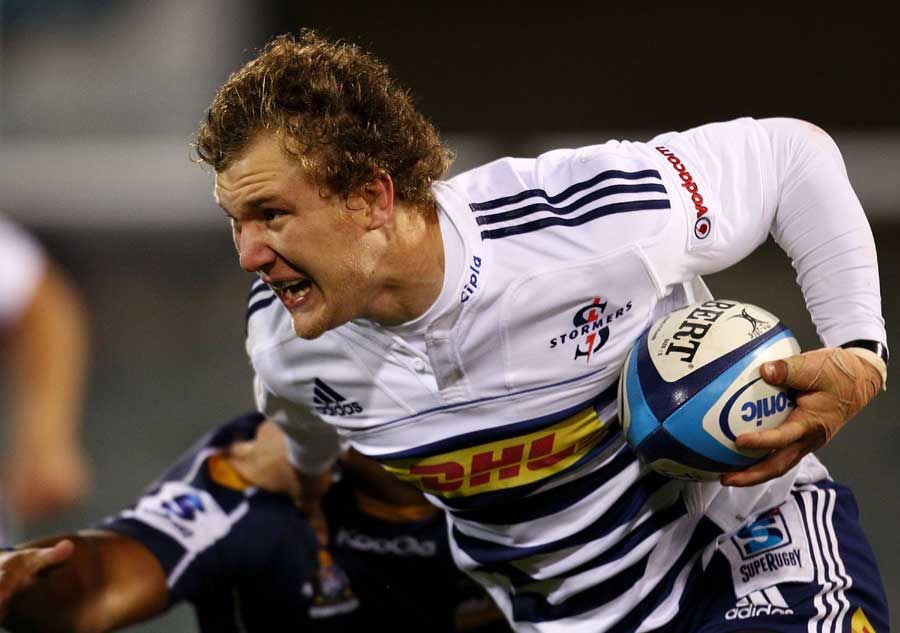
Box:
[0,531,167,633]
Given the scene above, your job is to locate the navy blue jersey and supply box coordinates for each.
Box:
[102,412,508,633]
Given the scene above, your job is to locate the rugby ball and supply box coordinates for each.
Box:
[618,299,800,480]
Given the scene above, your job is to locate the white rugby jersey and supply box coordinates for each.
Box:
[246,118,884,632]
[0,214,45,328]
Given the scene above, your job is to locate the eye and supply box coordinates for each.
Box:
[262,209,286,223]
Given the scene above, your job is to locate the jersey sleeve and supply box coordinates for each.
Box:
[0,215,46,327]
[254,373,341,475]
[643,117,886,349]
[99,414,317,605]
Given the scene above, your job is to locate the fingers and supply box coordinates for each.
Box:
[721,440,809,487]
[734,417,808,450]
[0,541,75,614]
[33,540,75,570]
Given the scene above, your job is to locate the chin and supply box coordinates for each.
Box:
[292,321,328,340]
[290,314,329,340]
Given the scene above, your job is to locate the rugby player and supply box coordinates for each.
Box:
[0,214,91,537]
[198,32,888,632]
[0,412,508,632]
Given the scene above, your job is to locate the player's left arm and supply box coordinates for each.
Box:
[650,117,887,486]
[721,118,887,486]
[723,119,887,486]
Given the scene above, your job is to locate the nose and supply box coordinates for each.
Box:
[235,223,276,273]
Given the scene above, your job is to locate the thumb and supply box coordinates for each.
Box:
[30,540,75,572]
[760,358,790,386]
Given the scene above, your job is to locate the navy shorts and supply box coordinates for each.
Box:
[678,479,888,633]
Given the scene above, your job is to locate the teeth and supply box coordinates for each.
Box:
[270,279,307,291]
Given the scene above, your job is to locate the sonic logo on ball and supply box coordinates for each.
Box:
[741,390,795,425]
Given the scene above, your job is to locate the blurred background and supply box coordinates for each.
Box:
[1,1,897,631]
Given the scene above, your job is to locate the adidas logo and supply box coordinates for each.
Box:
[725,587,794,620]
[313,378,363,417]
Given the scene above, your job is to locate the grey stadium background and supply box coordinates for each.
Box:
[1,2,897,631]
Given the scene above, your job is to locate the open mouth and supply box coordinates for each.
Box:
[269,278,313,302]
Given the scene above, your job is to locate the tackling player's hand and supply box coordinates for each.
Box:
[721,347,883,487]
[0,541,74,621]
[226,420,303,503]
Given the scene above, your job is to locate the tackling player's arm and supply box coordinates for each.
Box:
[0,531,167,633]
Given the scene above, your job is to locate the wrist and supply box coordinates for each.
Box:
[840,340,888,390]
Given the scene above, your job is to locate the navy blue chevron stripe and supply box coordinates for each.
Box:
[510,516,719,624]
[466,484,687,588]
[512,552,652,622]
[377,381,617,462]
[469,169,662,211]
[452,474,680,565]
[247,280,271,301]
[246,295,278,322]
[475,183,667,226]
[454,442,636,524]
[480,199,671,241]
[542,497,688,586]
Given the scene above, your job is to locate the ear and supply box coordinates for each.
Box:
[347,171,395,230]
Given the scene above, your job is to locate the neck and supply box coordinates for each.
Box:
[367,203,445,326]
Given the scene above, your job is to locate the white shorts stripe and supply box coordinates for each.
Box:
[798,485,853,633]
[801,487,829,633]
[821,488,852,633]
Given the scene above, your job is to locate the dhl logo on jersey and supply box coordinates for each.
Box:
[381,405,609,498]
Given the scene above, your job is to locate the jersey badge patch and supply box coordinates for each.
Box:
[548,296,633,363]
[719,501,813,597]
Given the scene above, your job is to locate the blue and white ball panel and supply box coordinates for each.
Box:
[646,302,784,382]
[669,330,800,465]
[619,300,800,480]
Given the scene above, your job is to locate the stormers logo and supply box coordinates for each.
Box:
[549,297,633,362]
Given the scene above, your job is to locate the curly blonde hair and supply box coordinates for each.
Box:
[194,31,452,208]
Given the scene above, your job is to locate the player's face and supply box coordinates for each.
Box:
[215,133,380,339]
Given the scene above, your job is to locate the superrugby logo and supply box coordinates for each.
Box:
[549,297,633,363]
[734,507,792,558]
[161,493,205,522]
[313,378,363,417]
[732,507,805,584]
[655,145,712,240]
